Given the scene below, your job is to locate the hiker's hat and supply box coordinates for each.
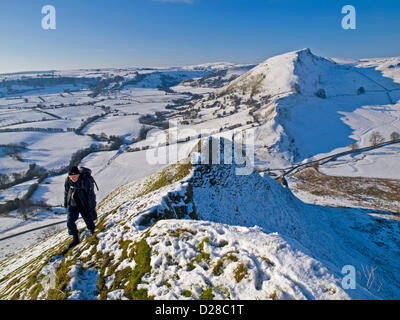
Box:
[68,166,80,176]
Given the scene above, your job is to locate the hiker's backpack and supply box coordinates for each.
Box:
[78,167,98,220]
[79,167,99,192]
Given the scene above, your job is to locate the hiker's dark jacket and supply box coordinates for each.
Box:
[64,172,96,212]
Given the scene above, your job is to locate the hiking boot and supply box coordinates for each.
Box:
[67,234,80,250]
[90,227,96,236]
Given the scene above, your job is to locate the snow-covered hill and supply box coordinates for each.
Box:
[1,138,399,300]
[180,49,400,169]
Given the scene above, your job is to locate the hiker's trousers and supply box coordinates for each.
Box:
[67,205,95,236]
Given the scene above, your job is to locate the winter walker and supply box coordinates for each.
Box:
[64,166,98,249]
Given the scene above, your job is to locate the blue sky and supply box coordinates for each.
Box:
[0,0,399,73]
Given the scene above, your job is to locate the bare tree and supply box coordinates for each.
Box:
[138,125,152,141]
[0,173,10,186]
[349,142,359,151]
[390,131,400,142]
[369,132,385,147]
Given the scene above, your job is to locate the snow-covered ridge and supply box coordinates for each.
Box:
[222,48,400,97]
[1,138,399,300]
[182,49,400,168]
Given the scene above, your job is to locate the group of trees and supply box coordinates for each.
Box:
[369,131,400,146]
[0,163,46,189]
[74,112,110,135]
[0,196,50,218]
[349,131,400,150]
[0,163,50,218]
[315,86,366,99]
[139,111,170,129]
[0,127,64,133]
[69,144,99,167]
[137,125,153,142]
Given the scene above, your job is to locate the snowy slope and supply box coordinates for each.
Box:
[1,138,399,300]
[181,49,400,170]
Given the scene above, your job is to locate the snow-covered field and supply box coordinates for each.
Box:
[318,144,400,179]
[0,131,95,174]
